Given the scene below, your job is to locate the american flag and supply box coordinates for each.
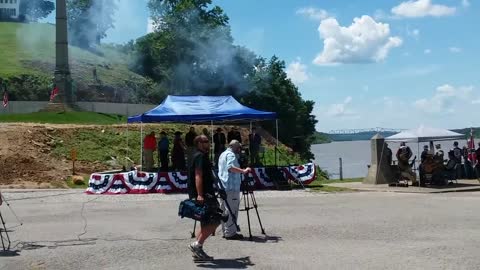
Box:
[50,86,59,102]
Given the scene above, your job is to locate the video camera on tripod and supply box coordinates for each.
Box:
[238,146,250,169]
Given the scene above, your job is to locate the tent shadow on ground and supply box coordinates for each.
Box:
[195,256,254,269]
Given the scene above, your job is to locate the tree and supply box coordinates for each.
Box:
[18,0,54,22]
[130,0,318,159]
[243,57,318,160]
[67,0,117,49]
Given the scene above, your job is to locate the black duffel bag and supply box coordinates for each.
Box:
[178,199,207,221]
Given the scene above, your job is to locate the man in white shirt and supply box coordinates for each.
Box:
[217,140,251,240]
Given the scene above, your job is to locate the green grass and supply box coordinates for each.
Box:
[66,175,89,189]
[296,177,363,192]
[50,124,305,167]
[0,111,126,124]
[0,22,147,87]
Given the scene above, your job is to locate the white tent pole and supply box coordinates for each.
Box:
[140,122,143,170]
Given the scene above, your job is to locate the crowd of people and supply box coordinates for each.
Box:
[385,141,480,186]
[141,126,263,172]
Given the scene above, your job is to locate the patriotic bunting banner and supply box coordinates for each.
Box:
[86,163,317,195]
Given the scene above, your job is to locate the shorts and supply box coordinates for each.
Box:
[201,198,222,226]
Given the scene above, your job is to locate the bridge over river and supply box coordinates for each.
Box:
[327,128,405,141]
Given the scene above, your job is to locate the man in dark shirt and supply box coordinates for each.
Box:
[157,131,169,171]
[188,135,220,261]
[227,127,242,144]
[248,127,262,166]
[213,128,226,166]
[185,127,197,168]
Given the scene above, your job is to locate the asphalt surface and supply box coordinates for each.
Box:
[0,190,479,270]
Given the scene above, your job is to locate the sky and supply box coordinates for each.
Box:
[45,0,480,132]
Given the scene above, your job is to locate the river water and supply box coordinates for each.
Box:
[312,140,468,179]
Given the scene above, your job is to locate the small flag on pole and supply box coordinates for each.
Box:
[50,86,59,102]
[2,90,8,108]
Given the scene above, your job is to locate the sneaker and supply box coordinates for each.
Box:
[225,233,244,240]
[189,243,214,261]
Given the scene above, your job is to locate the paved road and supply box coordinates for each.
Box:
[0,190,479,270]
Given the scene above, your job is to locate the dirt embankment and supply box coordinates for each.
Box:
[0,123,285,189]
[0,123,108,188]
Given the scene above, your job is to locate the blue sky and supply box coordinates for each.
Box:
[46,0,480,132]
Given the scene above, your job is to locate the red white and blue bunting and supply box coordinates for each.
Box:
[86,163,317,195]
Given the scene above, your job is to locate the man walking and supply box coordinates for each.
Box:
[218,140,251,240]
[188,135,220,261]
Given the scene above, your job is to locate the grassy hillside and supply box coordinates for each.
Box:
[0,22,151,102]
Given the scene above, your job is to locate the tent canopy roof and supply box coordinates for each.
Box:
[127,95,277,123]
[385,126,465,143]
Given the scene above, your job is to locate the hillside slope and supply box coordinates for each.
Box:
[0,22,150,102]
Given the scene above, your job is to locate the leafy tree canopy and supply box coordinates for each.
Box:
[129,0,318,159]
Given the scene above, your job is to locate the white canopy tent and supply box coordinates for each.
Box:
[385,126,465,143]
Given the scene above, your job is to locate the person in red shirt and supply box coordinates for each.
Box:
[143,131,157,171]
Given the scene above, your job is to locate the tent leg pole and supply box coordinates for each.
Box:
[126,123,129,170]
[275,119,279,167]
[211,121,214,162]
[141,122,143,171]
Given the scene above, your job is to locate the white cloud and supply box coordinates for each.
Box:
[147,18,155,33]
[313,16,402,65]
[449,47,462,53]
[462,0,470,7]
[296,7,331,21]
[424,49,431,54]
[392,0,456,18]
[414,84,474,114]
[286,59,309,84]
[326,96,357,117]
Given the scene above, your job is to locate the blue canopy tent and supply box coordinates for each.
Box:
[126,95,279,168]
[127,95,276,123]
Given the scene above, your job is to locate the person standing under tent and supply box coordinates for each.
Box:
[227,127,242,144]
[453,141,463,178]
[434,144,445,166]
[172,131,186,170]
[213,128,226,167]
[385,143,393,165]
[248,127,262,166]
[143,131,157,171]
[185,127,197,169]
[396,142,417,185]
[158,131,169,171]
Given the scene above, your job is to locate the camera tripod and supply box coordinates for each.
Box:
[0,210,11,251]
[240,176,266,241]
